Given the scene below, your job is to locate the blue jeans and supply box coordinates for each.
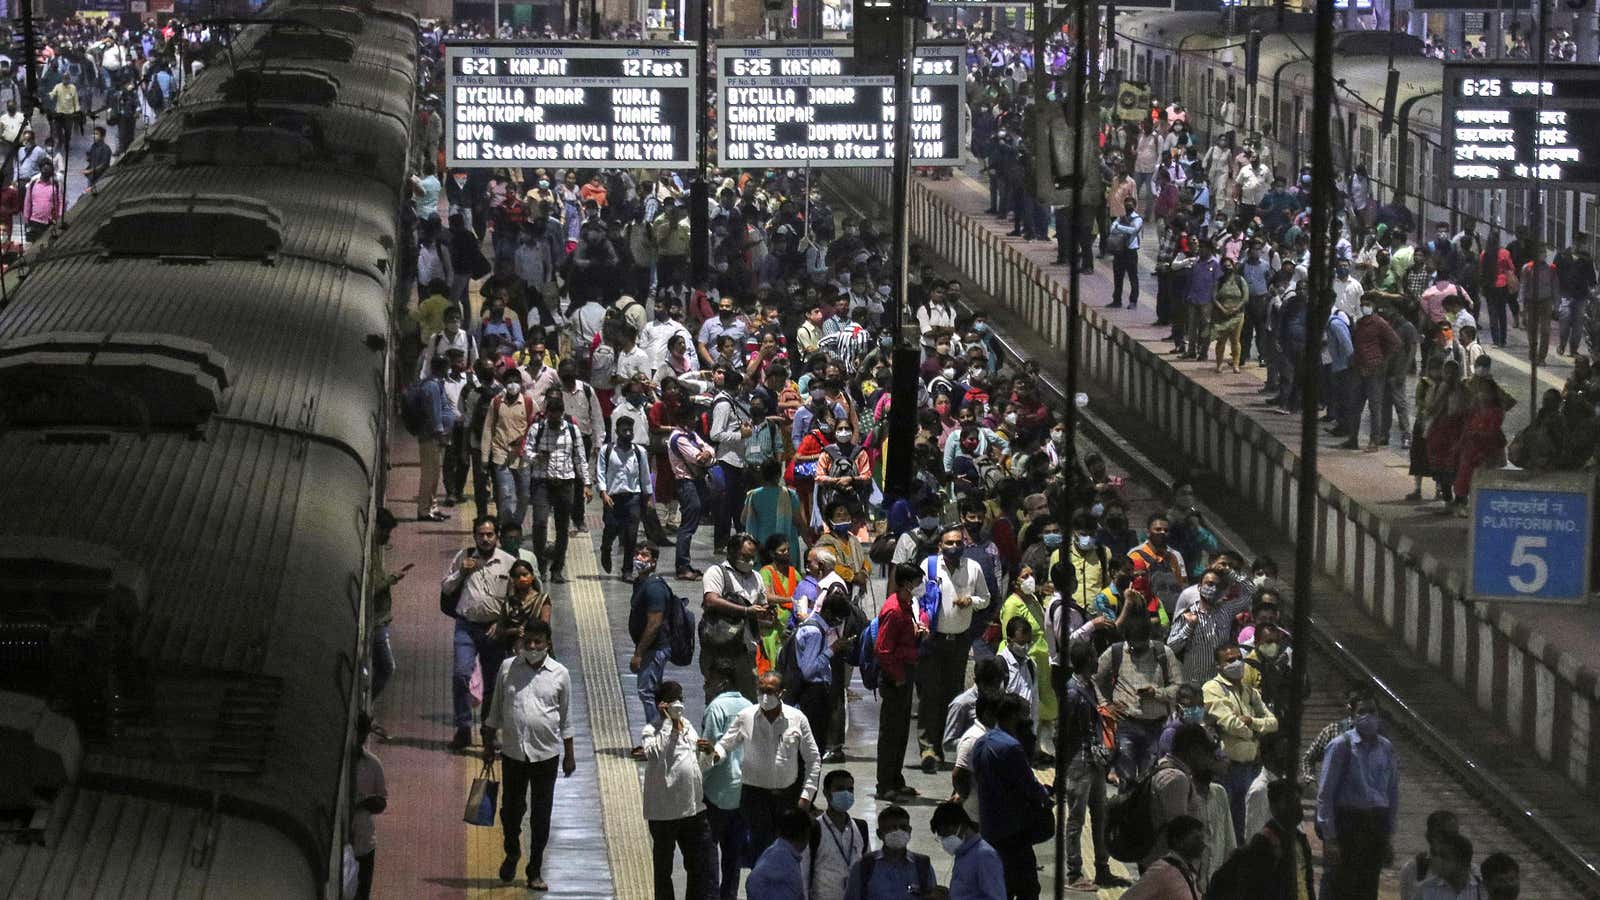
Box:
[452,619,507,729]
[1222,760,1260,845]
[675,478,707,571]
[636,644,671,727]
[1114,717,1164,785]
[492,463,530,530]
[370,624,395,700]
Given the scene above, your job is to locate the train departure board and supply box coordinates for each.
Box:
[1444,63,1600,192]
[444,43,697,168]
[716,43,965,168]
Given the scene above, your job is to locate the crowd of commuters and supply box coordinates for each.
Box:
[0,14,215,245]
[347,20,1543,900]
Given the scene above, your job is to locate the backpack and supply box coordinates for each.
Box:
[400,379,431,436]
[775,614,826,700]
[855,616,883,691]
[663,590,696,666]
[697,395,742,441]
[1104,765,1161,862]
[857,852,934,897]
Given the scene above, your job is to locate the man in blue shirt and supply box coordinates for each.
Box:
[843,806,937,900]
[416,354,459,521]
[931,801,1004,900]
[1324,308,1356,442]
[790,587,851,742]
[1182,240,1224,360]
[746,806,810,900]
[1316,696,1400,900]
[627,545,676,728]
[702,659,753,900]
[972,693,1050,900]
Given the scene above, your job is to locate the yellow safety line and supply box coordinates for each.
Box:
[566,530,653,899]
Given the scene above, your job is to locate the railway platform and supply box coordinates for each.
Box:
[833,164,1600,803]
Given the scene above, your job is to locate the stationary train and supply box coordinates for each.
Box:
[1113,9,1597,254]
[0,1,416,895]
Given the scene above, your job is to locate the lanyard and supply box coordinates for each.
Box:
[821,816,857,867]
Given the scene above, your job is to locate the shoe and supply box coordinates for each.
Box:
[1338,438,1360,450]
[893,786,920,800]
[1095,870,1132,888]
[538,557,551,581]
[1364,443,1383,452]
[1066,874,1098,893]
[920,754,939,775]
[550,572,568,584]
[439,495,458,507]
[527,876,548,892]
[449,726,473,751]
[1328,427,1350,438]
[1231,364,1241,374]
[1400,434,1411,449]
[600,545,613,573]
[1033,751,1056,767]
[499,854,520,883]
[618,571,635,584]
[823,748,846,763]
[1107,302,1123,309]
[420,509,448,522]
[1006,230,1024,237]
[573,523,589,534]
[676,567,702,581]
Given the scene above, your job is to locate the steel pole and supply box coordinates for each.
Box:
[20,0,37,119]
[883,0,920,504]
[1530,0,1548,416]
[1287,0,1337,786]
[689,0,710,287]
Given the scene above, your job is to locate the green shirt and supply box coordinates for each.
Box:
[701,690,753,810]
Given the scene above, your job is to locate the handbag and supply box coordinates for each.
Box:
[1024,793,1056,845]
[697,564,751,651]
[1105,228,1129,254]
[463,760,499,826]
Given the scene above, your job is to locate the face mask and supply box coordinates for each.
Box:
[882,830,911,852]
[835,430,853,444]
[1198,584,1218,601]
[941,367,956,381]
[940,834,965,856]
[1090,502,1106,518]
[655,308,671,321]
[1051,430,1067,445]
[628,393,647,407]
[666,700,685,721]
[1257,642,1281,659]
[1360,305,1373,317]
[1009,640,1031,657]
[1181,705,1206,723]
[942,543,964,560]
[521,647,548,666]
[1042,532,1064,549]
[1074,535,1094,552]
[732,558,754,574]
[973,321,989,334]
[1253,574,1271,588]
[1018,576,1036,595]
[829,790,855,812]
[758,693,781,712]
[918,516,941,532]
[502,537,522,554]
[1355,713,1380,737]
[1221,660,1247,681]
[1004,412,1018,426]
[633,558,654,578]
[831,521,852,536]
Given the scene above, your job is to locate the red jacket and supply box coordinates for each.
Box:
[1351,314,1401,378]
[875,592,921,685]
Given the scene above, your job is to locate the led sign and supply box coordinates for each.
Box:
[1444,63,1600,191]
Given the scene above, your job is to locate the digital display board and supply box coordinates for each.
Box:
[444,43,697,168]
[716,43,965,168]
[1444,63,1600,191]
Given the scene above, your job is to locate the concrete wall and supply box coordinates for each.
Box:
[837,166,1600,799]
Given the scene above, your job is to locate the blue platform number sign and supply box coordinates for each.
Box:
[1468,472,1593,604]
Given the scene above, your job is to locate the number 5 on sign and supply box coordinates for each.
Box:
[1506,536,1548,594]
[1468,472,1593,605]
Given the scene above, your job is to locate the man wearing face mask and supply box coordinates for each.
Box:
[1207,778,1315,900]
[697,297,747,368]
[1096,608,1183,784]
[1167,566,1254,687]
[800,770,870,900]
[700,533,770,701]
[701,670,821,863]
[1202,643,1278,845]
[483,620,575,891]
[1316,696,1400,900]
[628,545,678,728]
[842,806,936,900]
[931,801,1004,900]
[916,525,991,772]
[814,500,870,600]
[971,693,1051,900]
[634,679,714,900]
[524,392,591,584]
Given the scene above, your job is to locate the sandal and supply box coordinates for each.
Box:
[528,877,548,892]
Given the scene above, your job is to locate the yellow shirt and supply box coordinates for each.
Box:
[1202,674,1278,763]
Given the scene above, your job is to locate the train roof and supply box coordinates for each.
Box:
[37,164,399,288]
[0,427,372,886]
[0,251,389,474]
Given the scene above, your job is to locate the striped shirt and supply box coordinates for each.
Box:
[1165,592,1253,686]
[524,416,587,483]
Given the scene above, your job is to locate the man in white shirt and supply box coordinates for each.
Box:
[483,620,574,892]
[703,670,821,865]
[801,770,870,900]
[916,525,991,771]
[442,516,518,751]
[916,282,957,357]
[1415,831,1485,900]
[420,305,478,379]
[633,680,714,900]
[612,322,653,387]
[350,714,387,900]
[595,417,651,575]
[640,297,693,370]
[524,393,591,583]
